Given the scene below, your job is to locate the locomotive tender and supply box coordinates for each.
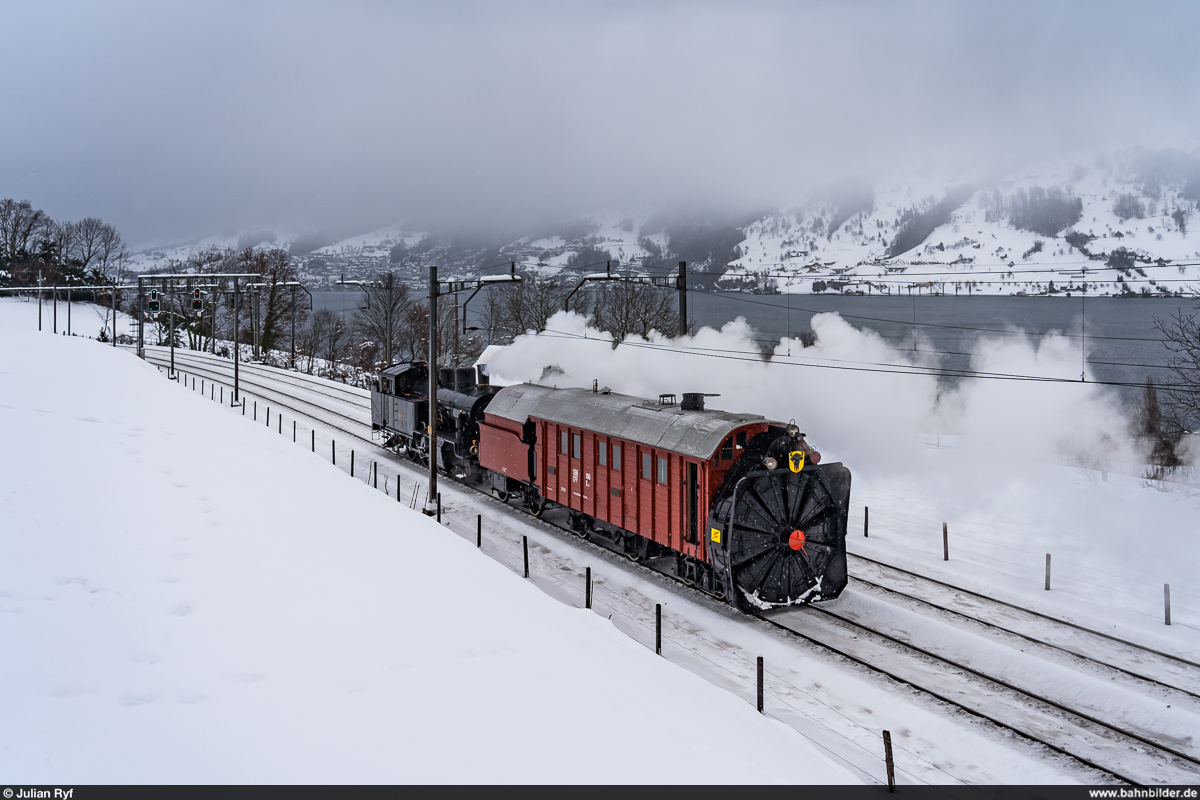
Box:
[370,362,852,611]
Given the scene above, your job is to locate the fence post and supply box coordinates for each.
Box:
[278,415,281,435]
[1045,554,1052,590]
[398,476,403,503]
[942,522,949,561]
[585,567,592,609]
[311,430,315,452]
[293,420,296,442]
[351,450,355,478]
[266,407,270,426]
[436,492,442,522]
[756,656,764,713]
[477,514,482,547]
[373,462,378,489]
[523,536,529,578]
[864,506,869,537]
[220,386,223,404]
[883,730,896,792]
[655,603,662,655]
[1165,584,1172,625]
[332,440,336,465]
[253,400,256,421]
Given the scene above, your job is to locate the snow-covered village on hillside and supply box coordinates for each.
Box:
[120,149,1200,299]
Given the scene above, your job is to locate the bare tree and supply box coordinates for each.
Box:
[396,302,429,362]
[479,271,588,342]
[1156,308,1200,435]
[590,280,681,346]
[96,224,127,283]
[70,217,109,271]
[251,248,303,354]
[353,271,414,367]
[0,198,51,282]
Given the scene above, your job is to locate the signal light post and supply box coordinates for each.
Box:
[136,273,264,403]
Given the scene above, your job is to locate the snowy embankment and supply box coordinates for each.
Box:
[0,312,857,782]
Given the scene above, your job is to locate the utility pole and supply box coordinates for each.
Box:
[168,277,176,377]
[37,270,43,332]
[111,282,118,347]
[385,272,394,366]
[233,277,241,404]
[290,284,298,368]
[1081,266,1087,382]
[252,287,260,360]
[677,261,687,336]
[136,275,143,355]
[423,267,521,515]
[426,265,439,514]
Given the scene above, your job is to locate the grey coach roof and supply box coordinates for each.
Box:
[487,384,773,461]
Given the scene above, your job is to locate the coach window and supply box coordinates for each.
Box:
[657,457,668,484]
[561,430,569,455]
[642,452,652,480]
[598,441,607,466]
[612,444,621,471]
[572,433,581,459]
[720,437,734,461]
[736,431,747,450]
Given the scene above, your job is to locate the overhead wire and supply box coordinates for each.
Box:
[534,325,1194,390]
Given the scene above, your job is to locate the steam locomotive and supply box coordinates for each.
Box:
[370,362,852,611]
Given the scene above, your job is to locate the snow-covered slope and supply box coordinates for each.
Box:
[0,304,858,783]
[724,150,1200,297]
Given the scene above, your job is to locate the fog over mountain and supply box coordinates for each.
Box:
[2,1,1199,246]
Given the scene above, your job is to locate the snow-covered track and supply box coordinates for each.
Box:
[845,552,1200,699]
[761,600,1200,785]
[138,346,1199,785]
[142,347,373,439]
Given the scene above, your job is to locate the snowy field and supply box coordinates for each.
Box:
[5,298,1200,785]
[0,301,857,783]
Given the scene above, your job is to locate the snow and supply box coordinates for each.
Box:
[721,153,1200,297]
[8,298,1200,784]
[0,300,859,783]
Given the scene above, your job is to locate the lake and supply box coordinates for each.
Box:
[313,288,1198,405]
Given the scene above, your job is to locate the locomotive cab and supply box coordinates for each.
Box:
[371,362,429,441]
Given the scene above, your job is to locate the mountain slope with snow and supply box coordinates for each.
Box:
[124,147,1200,296]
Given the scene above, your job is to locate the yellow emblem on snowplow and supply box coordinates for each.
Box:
[788,450,806,473]
[711,527,721,544]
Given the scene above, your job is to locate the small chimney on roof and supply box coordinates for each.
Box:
[681,393,705,411]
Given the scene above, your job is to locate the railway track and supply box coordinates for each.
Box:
[844,553,1200,699]
[140,345,1200,785]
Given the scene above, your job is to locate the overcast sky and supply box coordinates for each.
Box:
[2,0,1198,246]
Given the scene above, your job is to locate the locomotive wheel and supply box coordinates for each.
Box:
[532,497,547,518]
[493,488,510,502]
[727,467,846,607]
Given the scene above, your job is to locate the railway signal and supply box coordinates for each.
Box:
[148,289,160,313]
[191,288,203,310]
